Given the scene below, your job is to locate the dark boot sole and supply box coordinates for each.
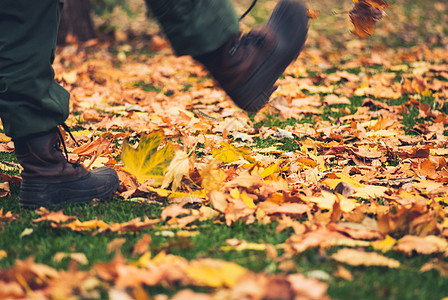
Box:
[19,170,119,209]
[230,0,309,112]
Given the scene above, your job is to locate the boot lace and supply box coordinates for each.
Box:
[229,31,266,56]
[229,0,261,56]
[55,123,81,166]
[239,0,258,21]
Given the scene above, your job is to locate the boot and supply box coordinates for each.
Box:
[194,0,309,113]
[14,128,119,209]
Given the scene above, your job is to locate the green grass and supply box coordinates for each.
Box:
[2,186,448,299]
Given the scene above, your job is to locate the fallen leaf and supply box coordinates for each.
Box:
[53,252,88,265]
[161,150,190,191]
[349,1,390,38]
[33,210,77,224]
[107,238,127,254]
[184,259,248,288]
[121,131,175,184]
[395,235,448,255]
[331,248,400,268]
[132,234,152,257]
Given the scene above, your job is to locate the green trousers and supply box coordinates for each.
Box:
[145,0,240,56]
[0,0,239,139]
[0,0,69,140]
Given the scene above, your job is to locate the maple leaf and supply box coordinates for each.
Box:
[211,142,254,164]
[32,210,77,224]
[349,0,390,38]
[121,131,175,185]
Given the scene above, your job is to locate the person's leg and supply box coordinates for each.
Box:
[0,0,69,140]
[145,0,240,57]
[0,0,119,209]
[146,0,309,112]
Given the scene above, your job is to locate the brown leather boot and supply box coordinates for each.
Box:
[14,128,119,209]
[194,0,309,112]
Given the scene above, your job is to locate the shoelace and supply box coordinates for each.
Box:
[229,31,265,56]
[229,0,260,56]
[56,123,80,164]
[239,0,258,21]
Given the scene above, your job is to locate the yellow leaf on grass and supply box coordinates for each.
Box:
[121,131,175,184]
[185,258,248,287]
[371,235,396,253]
[0,250,7,260]
[55,219,109,231]
[212,142,254,163]
[331,248,400,268]
[0,133,11,143]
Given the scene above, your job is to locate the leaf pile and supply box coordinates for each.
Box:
[1,0,448,298]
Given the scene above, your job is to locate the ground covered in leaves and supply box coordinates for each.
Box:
[1,0,448,299]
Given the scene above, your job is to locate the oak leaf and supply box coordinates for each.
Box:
[121,131,175,184]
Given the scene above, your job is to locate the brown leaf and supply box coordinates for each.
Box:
[106,217,161,233]
[0,208,19,222]
[331,248,400,268]
[0,173,21,186]
[288,273,329,300]
[161,204,191,221]
[0,182,10,197]
[334,265,354,281]
[132,234,152,257]
[349,2,388,38]
[107,238,127,254]
[306,9,319,19]
[395,235,448,255]
[33,210,77,224]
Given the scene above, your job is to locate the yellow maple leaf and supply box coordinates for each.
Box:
[371,235,396,253]
[211,142,254,164]
[121,131,175,184]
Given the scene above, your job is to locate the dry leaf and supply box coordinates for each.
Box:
[395,235,448,255]
[184,259,248,288]
[33,210,77,224]
[161,150,190,191]
[331,248,400,268]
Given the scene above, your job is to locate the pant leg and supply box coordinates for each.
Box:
[0,0,70,140]
[146,0,240,57]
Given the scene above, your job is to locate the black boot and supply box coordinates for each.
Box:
[14,129,119,209]
[194,0,309,112]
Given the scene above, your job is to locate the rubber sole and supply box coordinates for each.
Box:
[230,0,309,112]
[19,167,120,209]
